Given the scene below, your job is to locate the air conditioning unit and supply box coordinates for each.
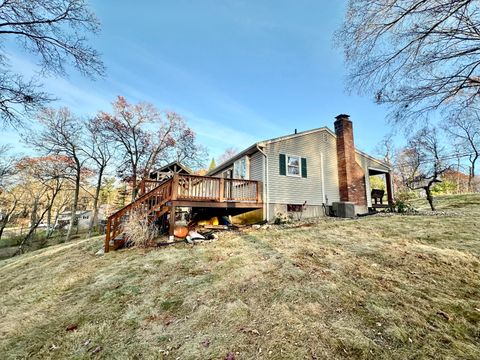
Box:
[332,202,355,218]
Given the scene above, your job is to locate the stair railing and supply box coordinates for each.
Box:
[105,179,173,252]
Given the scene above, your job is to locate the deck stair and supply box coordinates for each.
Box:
[105,179,173,252]
[105,174,262,252]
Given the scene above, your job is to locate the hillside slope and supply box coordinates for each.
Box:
[1,195,479,359]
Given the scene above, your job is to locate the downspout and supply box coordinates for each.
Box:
[321,152,326,203]
[256,145,269,221]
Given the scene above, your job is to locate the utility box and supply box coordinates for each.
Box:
[331,202,356,218]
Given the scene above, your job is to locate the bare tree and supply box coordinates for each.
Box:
[97,97,159,200]
[0,0,104,127]
[0,192,20,240]
[217,147,238,165]
[84,117,113,236]
[0,170,24,241]
[0,145,16,187]
[15,155,70,254]
[337,0,480,124]
[375,134,395,165]
[399,127,451,210]
[27,107,88,241]
[163,113,208,170]
[443,109,480,191]
[98,96,201,200]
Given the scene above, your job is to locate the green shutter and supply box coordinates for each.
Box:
[301,157,307,178]
[279,154,286,175]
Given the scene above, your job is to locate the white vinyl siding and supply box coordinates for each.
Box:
[265,129,340,206]
[249,151,263,181]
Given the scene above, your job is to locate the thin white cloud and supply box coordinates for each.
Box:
[9,51,111,116]
[121,43,283,134]
[6,49,284,159]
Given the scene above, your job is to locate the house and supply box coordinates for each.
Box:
[55,207,106,230]
[149,161,192,181]
[208,114,393,220]
[104,114,393,251]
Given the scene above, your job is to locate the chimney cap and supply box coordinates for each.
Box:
[335,114,350,121]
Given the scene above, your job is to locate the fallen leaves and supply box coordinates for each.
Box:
[200,338,210,348]
[225,352,235,360]
[65,324,78,332]
[436,310,451,321]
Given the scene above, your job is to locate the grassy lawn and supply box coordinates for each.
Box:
[0,194,479,359]
[0,229,102,260]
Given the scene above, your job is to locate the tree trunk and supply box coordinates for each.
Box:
[88,167,104,237]
[469,154,477,192]
[46,197,52,238]
[30,197,39,232]
[16,190,59,255]
[425,186,435,211]
[66,169,81,242]
[0,218,8,240]
[131,168,137,202]
[0,198,17,240]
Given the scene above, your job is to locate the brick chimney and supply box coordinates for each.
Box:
[334,114,367,207]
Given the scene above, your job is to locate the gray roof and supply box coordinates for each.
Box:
[207,126,391,175]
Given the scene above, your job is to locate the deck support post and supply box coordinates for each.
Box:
[169,205,176,239]
[105,219,111,253]
[171,174,178,200]
[386,172,394,205]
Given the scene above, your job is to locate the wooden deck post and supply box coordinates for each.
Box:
[105,219,111,253]
[256,182,261,203]
[386,172,394,205]
[169,205,176,239]
[171,174,178,200]
[219,178,224,202]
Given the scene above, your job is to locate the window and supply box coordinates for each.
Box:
[279,154,307,178]
[222,169,233,179]
[287,155,300,176]
[233,157,249,179]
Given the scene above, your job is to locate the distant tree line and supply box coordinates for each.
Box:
[0,0,211,255]
[0,97,207,254]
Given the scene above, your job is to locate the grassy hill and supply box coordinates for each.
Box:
[1,194,479,359]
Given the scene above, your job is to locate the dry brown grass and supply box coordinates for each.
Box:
[123,212,158,248]
[0,194,479,359]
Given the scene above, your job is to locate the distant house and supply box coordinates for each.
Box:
[55,206,107,230]
[208,114,393,220]
[149,161,192,181]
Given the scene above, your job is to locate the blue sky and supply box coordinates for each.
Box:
[2,0,392,161]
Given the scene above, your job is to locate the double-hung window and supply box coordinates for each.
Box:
[287,155,300,176]
[279,153,307,178]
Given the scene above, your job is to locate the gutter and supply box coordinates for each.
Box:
[256,144,269,221]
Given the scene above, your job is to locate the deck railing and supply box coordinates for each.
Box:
[174,174,261,203]
[138,178,167,196]
[105,180,173,252]
[105,174,261,252]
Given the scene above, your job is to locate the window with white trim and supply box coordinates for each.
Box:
[286,155,300,176]
[233,156,249,179]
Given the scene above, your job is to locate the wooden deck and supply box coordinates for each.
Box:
[105,174,262,252]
